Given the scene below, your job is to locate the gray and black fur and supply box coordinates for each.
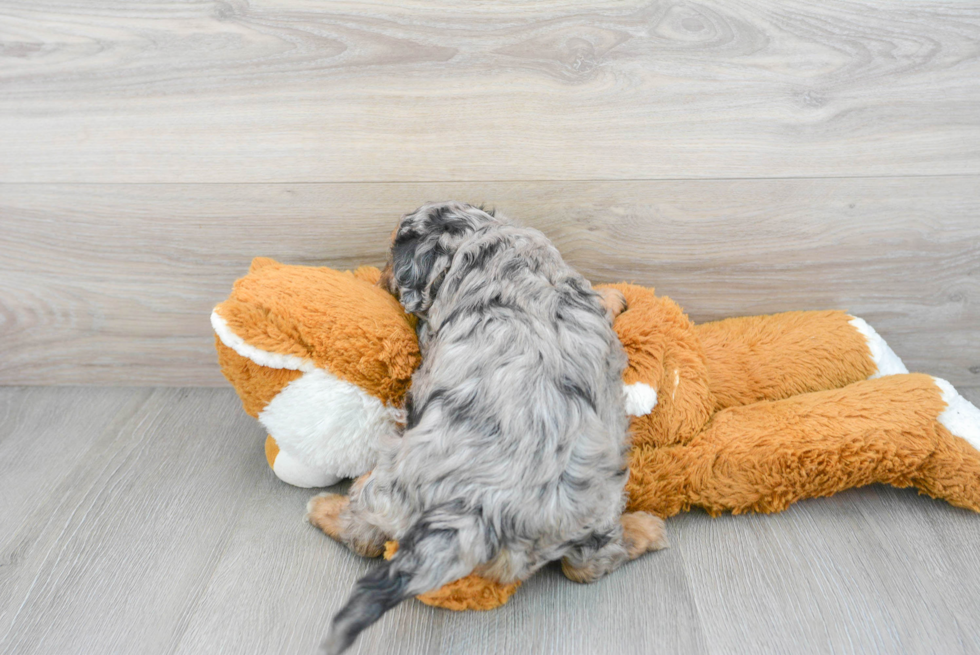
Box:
[320,202,650,654]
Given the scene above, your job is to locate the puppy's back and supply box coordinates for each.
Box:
[398,223,629,552]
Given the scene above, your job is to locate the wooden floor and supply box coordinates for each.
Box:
[2,385,980,655]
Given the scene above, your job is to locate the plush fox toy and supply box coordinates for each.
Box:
[214,258,980,610]
[212,258,419,488]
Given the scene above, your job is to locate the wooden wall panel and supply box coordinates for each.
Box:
[2,177,978,386]
[0,0,978,182]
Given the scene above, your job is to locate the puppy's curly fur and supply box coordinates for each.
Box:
[315,202,666,654]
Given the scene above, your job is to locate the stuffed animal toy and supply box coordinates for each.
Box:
[212,257,419,488]
[214,258,980,610]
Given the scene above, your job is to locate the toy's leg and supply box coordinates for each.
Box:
[306,474,388,558]
[916,377,980,502]
[695,310,907,412]
[266,437,343,488]
[560,512,668,584]
[626,374,980,518]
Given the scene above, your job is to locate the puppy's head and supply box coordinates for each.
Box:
[379,202,499,316]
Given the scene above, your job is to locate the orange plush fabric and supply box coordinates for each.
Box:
[606,283,714,449]
[383,542,522,610]
[626,373,980,517]
[215,340,303,419]
[697,310,877,412]
[214,258,422,488]
[603,285,980,516]
[215,257,419,406]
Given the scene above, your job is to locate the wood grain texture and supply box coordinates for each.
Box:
[0,388,266,654]
[1,0,979,182]
[170,471,708,655]
[674,484,980,655]
[3,387,980,654]
[0,387,151,552]
[2,178,978,386]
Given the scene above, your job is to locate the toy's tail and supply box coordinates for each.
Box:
[319,515,477,655]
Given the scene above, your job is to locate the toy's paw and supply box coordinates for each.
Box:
[273,448,342,488]
[623,382,658,416]
[849,316,908,378]
[621,511,669,559]
[306,492,348,541]
[933,377,980,452]
[599,288,628,320]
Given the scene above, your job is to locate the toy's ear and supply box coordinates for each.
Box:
[249,256,280,273]
[352,266,382,286]
[391,231,451,316]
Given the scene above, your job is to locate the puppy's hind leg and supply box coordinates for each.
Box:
[560,512,668,584]
[307,475,388,558]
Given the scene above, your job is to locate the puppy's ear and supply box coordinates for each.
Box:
[391,231,451,316]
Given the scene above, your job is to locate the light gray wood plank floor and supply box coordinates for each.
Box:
[2,386,979,655]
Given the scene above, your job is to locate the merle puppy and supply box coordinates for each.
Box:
[308,202,667,654]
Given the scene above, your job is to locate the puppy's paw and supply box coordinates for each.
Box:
[561,557,602,584]
[621,511,668,559]
[307,492,348,541]
[599,288,627,320]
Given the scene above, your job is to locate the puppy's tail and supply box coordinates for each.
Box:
[319,514,479,655]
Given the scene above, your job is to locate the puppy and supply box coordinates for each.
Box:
[309,202,666,654]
